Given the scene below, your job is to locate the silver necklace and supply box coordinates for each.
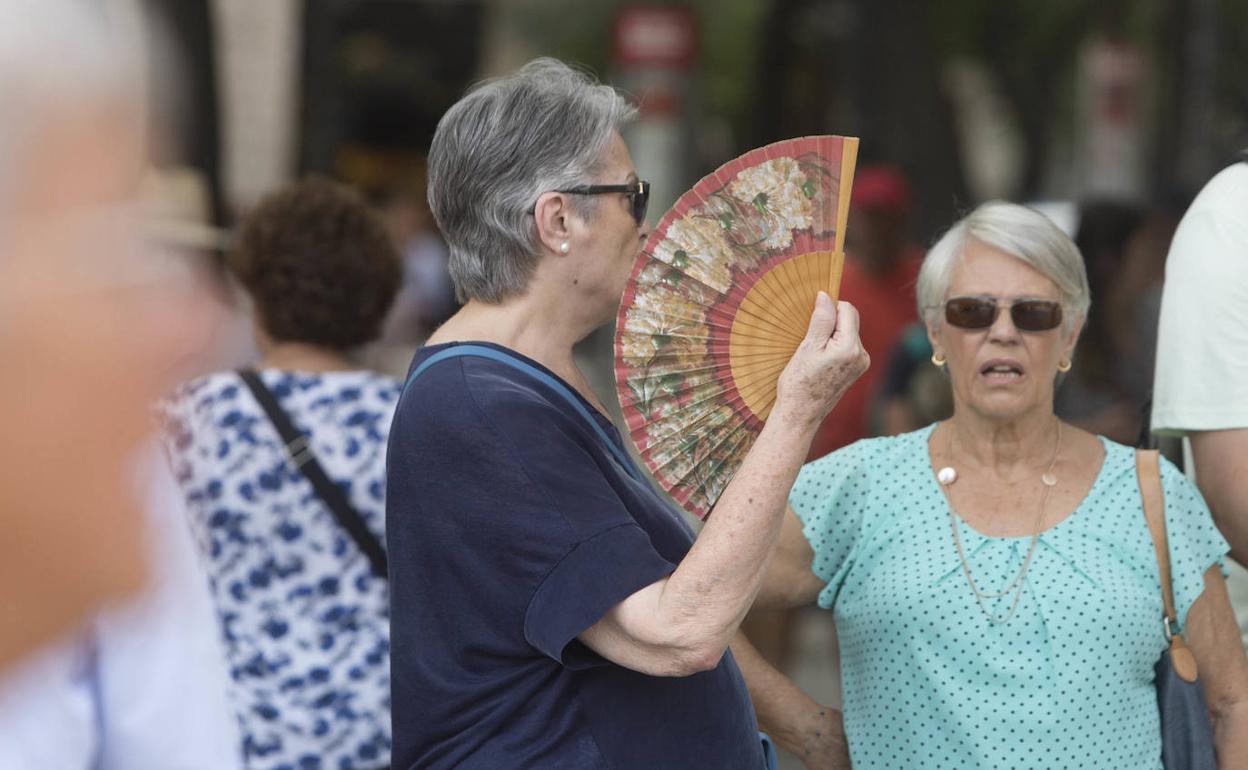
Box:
[935,420,1062,625]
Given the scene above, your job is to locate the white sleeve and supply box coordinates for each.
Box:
[91,447,243,770]
[1152,171,1248,434]
[0,638,98,770]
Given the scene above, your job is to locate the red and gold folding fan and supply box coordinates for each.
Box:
[614,135,859,519]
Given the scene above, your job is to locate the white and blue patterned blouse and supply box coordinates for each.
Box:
[159,369,399,770]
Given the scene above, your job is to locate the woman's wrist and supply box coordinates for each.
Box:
[765,397,827,438]
[773,705,849,769]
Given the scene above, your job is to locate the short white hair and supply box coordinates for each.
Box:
[917,201,1091,328]
[0,0,143,220]
[428,58,637,303]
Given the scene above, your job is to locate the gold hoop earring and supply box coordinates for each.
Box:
[1057,358,1072,373]
[931,352,947,367]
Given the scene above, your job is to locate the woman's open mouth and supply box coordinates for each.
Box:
[980,358,1025,384]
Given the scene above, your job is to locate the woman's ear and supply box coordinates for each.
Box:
[925,315,943,359]
[532,191,573,257]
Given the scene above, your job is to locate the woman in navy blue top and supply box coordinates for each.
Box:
[387,58,868,770]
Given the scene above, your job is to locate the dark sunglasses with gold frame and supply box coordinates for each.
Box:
[943,296,1064,332]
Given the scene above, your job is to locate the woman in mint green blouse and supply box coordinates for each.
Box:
[752,202,1248,769]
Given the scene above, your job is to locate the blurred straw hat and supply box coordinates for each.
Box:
[138,165,232,253]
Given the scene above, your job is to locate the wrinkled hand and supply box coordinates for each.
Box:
[774,292,869,428]
[799,708,851,770]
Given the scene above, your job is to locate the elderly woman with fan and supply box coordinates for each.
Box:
[386,58,868,770]
[755,201,1248,768]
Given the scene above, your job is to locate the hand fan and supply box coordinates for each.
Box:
[614,135,859,519]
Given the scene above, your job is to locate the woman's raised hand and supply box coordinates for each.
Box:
[773,291,870,429]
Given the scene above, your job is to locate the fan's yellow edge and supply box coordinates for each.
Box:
[830,137,860,301]
[833,138,859,255]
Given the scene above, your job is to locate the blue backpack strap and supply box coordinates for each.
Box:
[405,345,642,483]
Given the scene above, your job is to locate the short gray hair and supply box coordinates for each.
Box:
[917,201,1091,328]
[0,0,142,223]
[427,58,637,303]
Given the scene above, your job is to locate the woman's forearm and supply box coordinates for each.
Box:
[731,632,850,769]
[1215,700,1248,767]
[650,404,821,659]
[1181,566,1248,768]
[581,296,866,674]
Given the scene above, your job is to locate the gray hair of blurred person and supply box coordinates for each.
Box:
[917,201,1091,332]
[0,0,143,227]
[427,58,637,303]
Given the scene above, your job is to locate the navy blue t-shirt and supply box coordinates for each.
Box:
[387,342,762,769]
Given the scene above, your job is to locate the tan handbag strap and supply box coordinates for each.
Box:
[1134,450,1200,682]
[1135,449,1178,624]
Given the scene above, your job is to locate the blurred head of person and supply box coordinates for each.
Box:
[1074,199,1176,372]
[845,165,914,274]
[917,202,1090,425]
[426,57,642,329]
[229,177,402,356]
[0,0,216,671]
[1072,200,1144,378]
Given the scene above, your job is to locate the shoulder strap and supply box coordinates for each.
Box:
[1136,449,1176,622]
[1135,448,1200,681]
[404,345,642,483]
[238,369,388,580]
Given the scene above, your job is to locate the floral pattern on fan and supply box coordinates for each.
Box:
[616,135,859,518]
[727,156,815,249]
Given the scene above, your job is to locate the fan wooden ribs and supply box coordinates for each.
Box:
[615,135,860,518]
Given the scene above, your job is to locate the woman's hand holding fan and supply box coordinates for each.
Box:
[772,292,868,430]
[615,135,865,518]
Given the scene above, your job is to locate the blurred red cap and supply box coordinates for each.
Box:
[851,165,913,215]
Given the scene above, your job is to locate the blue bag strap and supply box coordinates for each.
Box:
[405,345,643,483]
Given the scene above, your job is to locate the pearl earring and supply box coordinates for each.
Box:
[559,242,570,254]
[931,352,947,367]
[1057,358,1072,373]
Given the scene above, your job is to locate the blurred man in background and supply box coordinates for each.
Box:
[1152,149,1248,644]
[1055,200,1175,444]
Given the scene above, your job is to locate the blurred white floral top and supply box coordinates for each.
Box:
[159,369,399,770]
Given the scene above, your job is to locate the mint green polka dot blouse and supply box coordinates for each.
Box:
[789,424,1228,770]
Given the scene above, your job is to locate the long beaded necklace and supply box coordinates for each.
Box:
[935,420,1062,625]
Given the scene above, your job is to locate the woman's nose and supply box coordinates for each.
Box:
[987,304,1021,342]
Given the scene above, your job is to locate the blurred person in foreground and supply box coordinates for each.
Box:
[159,178,402,770]
[387,58,867,769]
[0,0,217,671]
[0,1,240,767]
[808,165,923,460]
[755,202,1248,766]
[0,449,241,770]
[1152,151,1248,644]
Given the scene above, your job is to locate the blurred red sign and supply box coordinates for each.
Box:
[612,6,697,70]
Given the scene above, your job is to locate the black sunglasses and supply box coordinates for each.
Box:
[944,296,1064,332]
[552,180,650,226]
